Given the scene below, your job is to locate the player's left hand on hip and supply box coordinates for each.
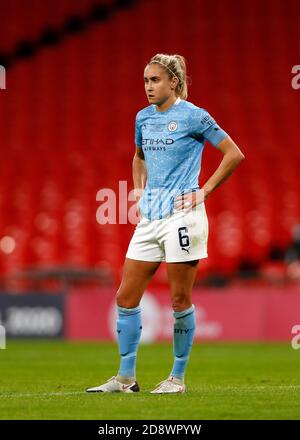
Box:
[174,189,205,211]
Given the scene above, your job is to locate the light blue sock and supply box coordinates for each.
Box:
[117,305,142,379]
[170,304,196,381]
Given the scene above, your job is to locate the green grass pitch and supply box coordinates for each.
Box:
[1,341,300,420]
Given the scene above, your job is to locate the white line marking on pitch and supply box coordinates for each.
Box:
[0,391,85,398]
[0,385,300,398]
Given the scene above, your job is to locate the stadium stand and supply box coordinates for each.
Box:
[0,0,300,289]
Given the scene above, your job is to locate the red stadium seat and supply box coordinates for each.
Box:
[1,0,300,283]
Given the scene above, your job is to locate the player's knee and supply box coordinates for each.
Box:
[171,289,191,312]
[116,288,128,307]
[116,288,138,309]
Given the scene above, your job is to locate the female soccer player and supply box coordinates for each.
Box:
[87,53,245,394]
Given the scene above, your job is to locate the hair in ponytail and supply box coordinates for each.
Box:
[148,53,188,99]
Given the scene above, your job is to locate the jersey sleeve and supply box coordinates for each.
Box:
[135,113,142,147]
[190,108,228,147]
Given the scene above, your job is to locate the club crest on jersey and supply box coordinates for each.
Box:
[168,121,178,132]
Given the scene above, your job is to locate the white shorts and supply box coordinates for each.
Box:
[126,203,209,263]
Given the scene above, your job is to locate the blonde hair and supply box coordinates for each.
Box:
[148,53,188,100]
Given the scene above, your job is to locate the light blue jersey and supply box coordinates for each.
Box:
[135,98,228,220]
